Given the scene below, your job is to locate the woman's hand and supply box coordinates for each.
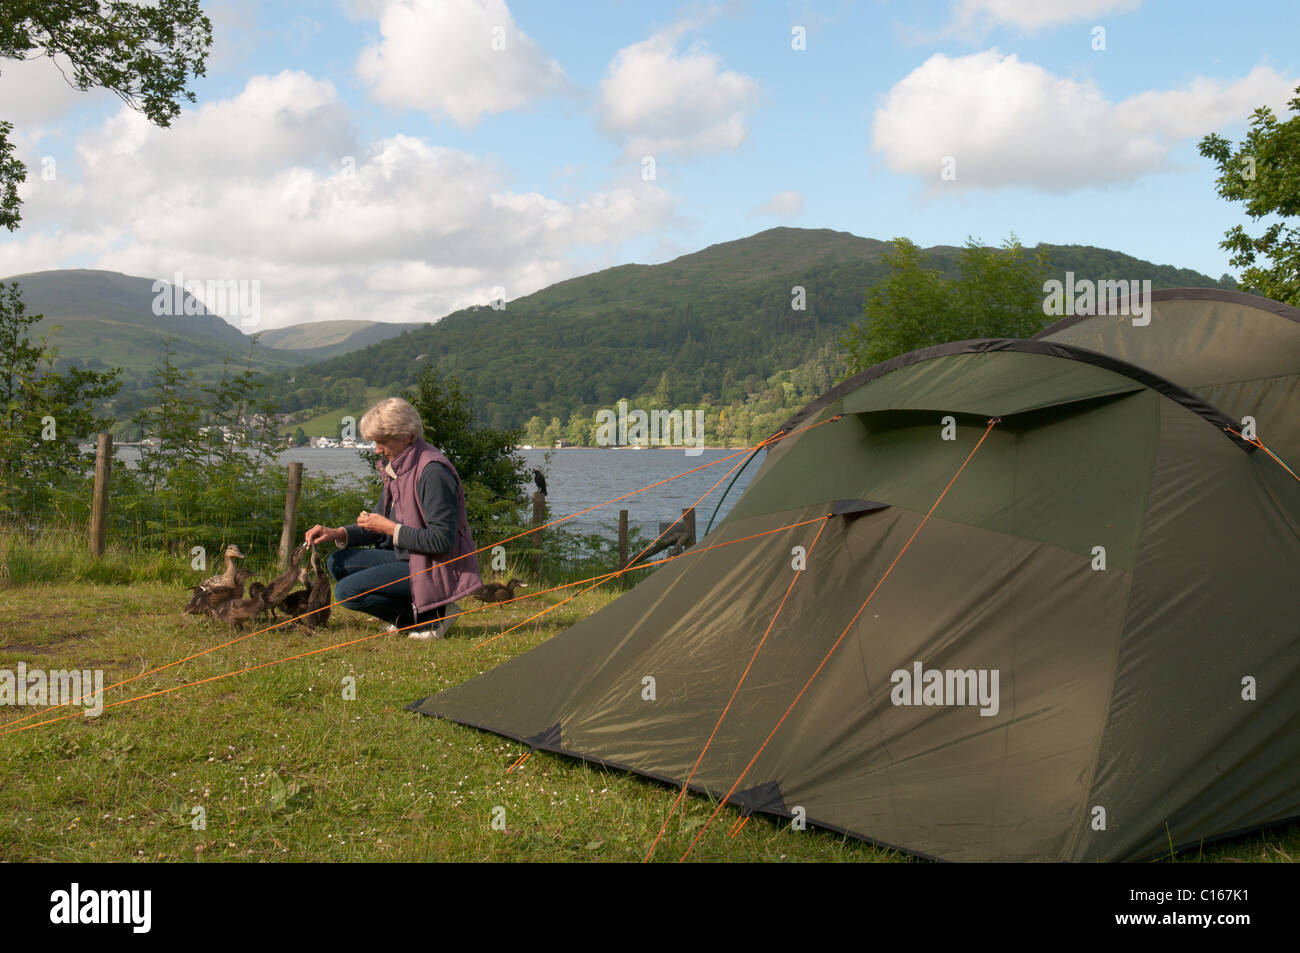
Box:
[305,524,346,546]
[356,510,398,537]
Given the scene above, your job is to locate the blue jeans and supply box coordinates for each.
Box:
[326,548,445,628]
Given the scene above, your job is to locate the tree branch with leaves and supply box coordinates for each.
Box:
[0,0,213,230]
[840,235,1054,374]
[1198,86,1300,305]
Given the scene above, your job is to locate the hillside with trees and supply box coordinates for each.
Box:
[268,227,1237,442]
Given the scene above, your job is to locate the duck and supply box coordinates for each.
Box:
[183,567,255,616]
[280,567,313,619]
[213,581,271,629]
[263,543,310,617]
[301,545,333,629]
[470,578,528,604]
[197,544,245,590]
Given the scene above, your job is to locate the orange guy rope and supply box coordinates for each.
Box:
[0,431,820,733]
[643,513,831,862]
[0,514,832,735]
[678,417,1001,861]
[1226,426,1299,483]
[474,416,843,651]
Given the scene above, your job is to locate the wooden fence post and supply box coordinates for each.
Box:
[681,506,696,548]
[532,491,546,578]
[279,461,304,570]
[618,509,629,570]
[89,432,112,558]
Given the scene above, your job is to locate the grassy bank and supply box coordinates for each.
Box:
[0,578,1295,863]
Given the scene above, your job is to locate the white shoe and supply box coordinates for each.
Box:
[407,628,439,641]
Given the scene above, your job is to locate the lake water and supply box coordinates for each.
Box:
[107,445,762,534]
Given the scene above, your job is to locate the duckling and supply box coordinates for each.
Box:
[264,543,310,616]
[197,544,245,590]
[213,581,271,629]
[183,567,255,615]
[300,545,332,630]
[280,566,313,619]
[470,577,528,604]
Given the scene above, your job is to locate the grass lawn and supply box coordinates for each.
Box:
[0,580,1295,863]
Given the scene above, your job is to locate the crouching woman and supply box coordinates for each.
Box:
[304,397,483,639]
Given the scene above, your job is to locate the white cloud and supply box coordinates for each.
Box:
[76,71,355,185]
[751,190,805,218]
[356,0,565,125]
[950,0,1141,33]
[4,74,676,329]
[871,52,1297,191]
[598,24,759,157]
[0,54,116,138]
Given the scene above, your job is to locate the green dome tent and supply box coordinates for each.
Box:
[410,330,1299,862]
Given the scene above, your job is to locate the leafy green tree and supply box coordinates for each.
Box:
[202,353,285,468]
[840,235,1053,373]
[120,338,364,552]
[0,0,213,230]
[404,370,528,539]
[565,411,589,447]
[523,415,545,446]
[1198,86,1300,305]
[0,120,21,231]
[542,417,562,447]
[130,340,204,492]
[292,426,309,447]
[0,281,121,513]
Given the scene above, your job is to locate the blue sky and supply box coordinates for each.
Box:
[2,0,1297,328]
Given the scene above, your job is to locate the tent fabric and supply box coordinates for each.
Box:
[410,307,1300,863]
[838,350,1145,417]
[1035,288,1300,465]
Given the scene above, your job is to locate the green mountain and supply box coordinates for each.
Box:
[9,268,263,367]
[2,269,416,421]
[272,227,1238,431]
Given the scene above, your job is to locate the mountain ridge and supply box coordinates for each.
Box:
[5,228,1237,435]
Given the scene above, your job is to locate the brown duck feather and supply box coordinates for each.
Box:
[197,544,245,590]
[301,545,332,629]
[470,578,527,604]
[183,567,255,615]
[213,582,270,629]
[282,587,311,618]
[264,543,310,612]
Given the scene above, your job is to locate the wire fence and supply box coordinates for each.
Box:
[0,441,697,588]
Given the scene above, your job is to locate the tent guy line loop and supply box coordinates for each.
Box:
[677,416,1000,861]
[0,416,844,735]
[643,512,832,862]
[1225,427,1299,482]
[0,514,834,737]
